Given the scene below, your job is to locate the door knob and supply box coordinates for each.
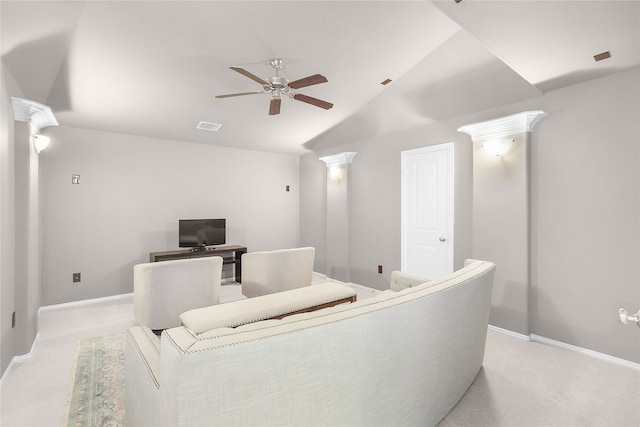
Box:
[619,308,640,328]
[439,236,446,242]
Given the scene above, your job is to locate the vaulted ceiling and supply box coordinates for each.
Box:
[2,1,638,154]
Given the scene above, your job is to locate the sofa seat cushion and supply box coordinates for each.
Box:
[179,282,357,334]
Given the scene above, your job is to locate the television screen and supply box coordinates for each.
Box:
[179,219,226,248]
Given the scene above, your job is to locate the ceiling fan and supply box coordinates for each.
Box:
[215,58,333,116]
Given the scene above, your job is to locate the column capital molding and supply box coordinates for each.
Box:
[458,110,547,142]
[11,97,58,132]
[319,152,357,168]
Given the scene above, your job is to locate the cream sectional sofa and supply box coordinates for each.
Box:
[125,259,495,427]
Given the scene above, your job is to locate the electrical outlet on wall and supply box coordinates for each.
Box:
[73,272,81,283]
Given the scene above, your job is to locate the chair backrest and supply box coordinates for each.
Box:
[133,256,223,330]
[241,247,315,297]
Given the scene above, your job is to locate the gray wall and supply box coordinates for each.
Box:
[1,63,17,375]
[300,67,640,363]
[1,63,42,374]
[530,69,640,362]
[299,153,327,274]
[39,126,301,305]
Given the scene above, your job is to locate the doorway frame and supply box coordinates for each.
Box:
[401,142,455,276]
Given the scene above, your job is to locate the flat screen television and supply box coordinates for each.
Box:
[179,219,226,249]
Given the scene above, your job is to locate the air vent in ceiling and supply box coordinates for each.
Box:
[381,78,392,85]
[593,51,611,62]
[196,121,222,131]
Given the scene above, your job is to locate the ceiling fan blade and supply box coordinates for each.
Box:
[269,98,281,115]
[230,66,269,86]
[288,74,328,89]
[215,91,262,98]
[293,93,333,110]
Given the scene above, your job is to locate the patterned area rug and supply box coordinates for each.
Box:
[63,332,126,426]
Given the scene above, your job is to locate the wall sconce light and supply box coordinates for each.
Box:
[329,165,342,179]
[34,134,51,154]
[482,139,514,156]
[319,152,357,181]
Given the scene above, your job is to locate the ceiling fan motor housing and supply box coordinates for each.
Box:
[268,76,289,89]
[268,76,290,99]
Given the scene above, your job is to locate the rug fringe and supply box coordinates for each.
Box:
[61,339,83,426]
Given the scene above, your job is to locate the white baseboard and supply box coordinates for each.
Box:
[488,324,531,341]
[488,325,640,370]
[530,334,640,371]
[38,292,133,314]
[0,332,40,385]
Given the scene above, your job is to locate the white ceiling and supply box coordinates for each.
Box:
[2,1,638,155]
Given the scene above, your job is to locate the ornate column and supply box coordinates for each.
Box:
[459,111,546,336]
[319,152,357,283]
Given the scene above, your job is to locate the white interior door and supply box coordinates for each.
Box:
[401,143,454,278]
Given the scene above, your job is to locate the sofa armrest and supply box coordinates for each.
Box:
[180,282,357,334]
[126,326,161,387]
[125,326,163,426]
[389,271,432,291]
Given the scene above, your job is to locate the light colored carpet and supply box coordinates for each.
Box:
[62,333,126,427]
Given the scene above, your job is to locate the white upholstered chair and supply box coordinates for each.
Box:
[133,256,223,330]
[241,247,315,298]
